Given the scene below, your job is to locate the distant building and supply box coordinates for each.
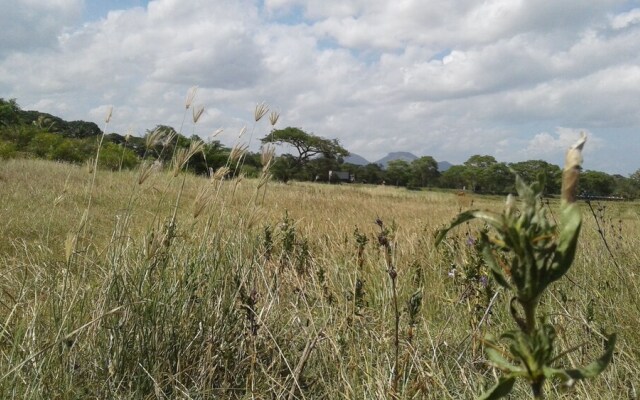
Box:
[328,170,354,183]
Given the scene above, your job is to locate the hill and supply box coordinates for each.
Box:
[374,151,418,168]
[344,152,369,165]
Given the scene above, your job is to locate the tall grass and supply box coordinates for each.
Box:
[1,126,639,397]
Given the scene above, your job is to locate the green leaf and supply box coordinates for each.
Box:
[435,210,503,246]
[545,333,617,381]
[486,347,522,373]
[477,376,516,400]
[550,204,582,281]
[482,245,511,290]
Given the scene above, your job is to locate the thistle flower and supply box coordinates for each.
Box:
[185,86,198,109]
[254,102,268,122]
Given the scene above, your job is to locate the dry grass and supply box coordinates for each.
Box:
[0,157,639,399]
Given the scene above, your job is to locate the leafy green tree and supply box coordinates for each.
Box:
[612,175,640,199]
[484,162,512,194]
[360,163,385,184]
[463,155,497,192]
[465,154,498,169]
[261,127,348,181]
[0,140,17,159]
[386,159,411,186]
[0,98,20,127]
[306,156,341,182]
[409,156,439,187]
[579,170,616,196]
[509,160,561,194]
[631,169,640,187]
[261,127,349,168]
[27,132,64,158]
[439,165,472,190]
[99,142,138,170]
[271,154,297,182]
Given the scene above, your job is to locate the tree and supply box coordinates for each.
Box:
[261,127,349,168]
[439,165,472,190]
[360,163,385,184]
[579,170,616,196]
[484,162,512,194]
[409,156,439,187]
[386,159,411,186]
[0,98,20,127]
[463,155,497,192]
[464,154,497,169]
[509,160,561,194]
[631,169,640,187]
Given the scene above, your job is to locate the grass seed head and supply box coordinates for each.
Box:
[185,86,198,109]
[192,105,205,124]
[104,106,113,124]
[254,102,269,122]
[269,110,280,126]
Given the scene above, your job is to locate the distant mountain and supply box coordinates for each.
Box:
[344,153,370,166]
[374,152,418,168]
[437,161,453,172]
[345,150,454,171]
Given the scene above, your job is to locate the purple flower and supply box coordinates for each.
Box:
[466,235,476,247]
[479,275,489,288]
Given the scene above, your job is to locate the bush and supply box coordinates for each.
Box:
[0,140,17,159]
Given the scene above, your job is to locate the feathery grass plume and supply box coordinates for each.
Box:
[212,128,224,137]
[237,125,247,139]
[561,132,586,204]
[64,232,76,264]
[261,145,276,172]
[104,106,113,124]
[145,127,164,149]
[192,185,212,219]
[138,160,162,185]
[185,86,198,109]
[162,129,177,147]
[229,143,248,164]
[254,102,269,122]
[268,110,280,126]
[192,105,205,124]
[211,166,230,181]
[172,140,204,177]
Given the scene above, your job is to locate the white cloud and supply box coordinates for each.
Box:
[1,0,639,175]
[0,0,83,55]
[611,7,640,29]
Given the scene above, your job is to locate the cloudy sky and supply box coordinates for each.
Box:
[1,0,639,175]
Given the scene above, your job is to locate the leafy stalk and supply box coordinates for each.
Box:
[436,134,615,399]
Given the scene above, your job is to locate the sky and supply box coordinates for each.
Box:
[1,0,640,175]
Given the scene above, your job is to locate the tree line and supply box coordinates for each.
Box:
[2,98,639,198]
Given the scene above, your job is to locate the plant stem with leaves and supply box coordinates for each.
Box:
[436,134,616,399]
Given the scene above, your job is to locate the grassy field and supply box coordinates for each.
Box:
[1,157,639,399]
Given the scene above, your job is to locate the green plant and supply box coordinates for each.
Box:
[436,134,616,399]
